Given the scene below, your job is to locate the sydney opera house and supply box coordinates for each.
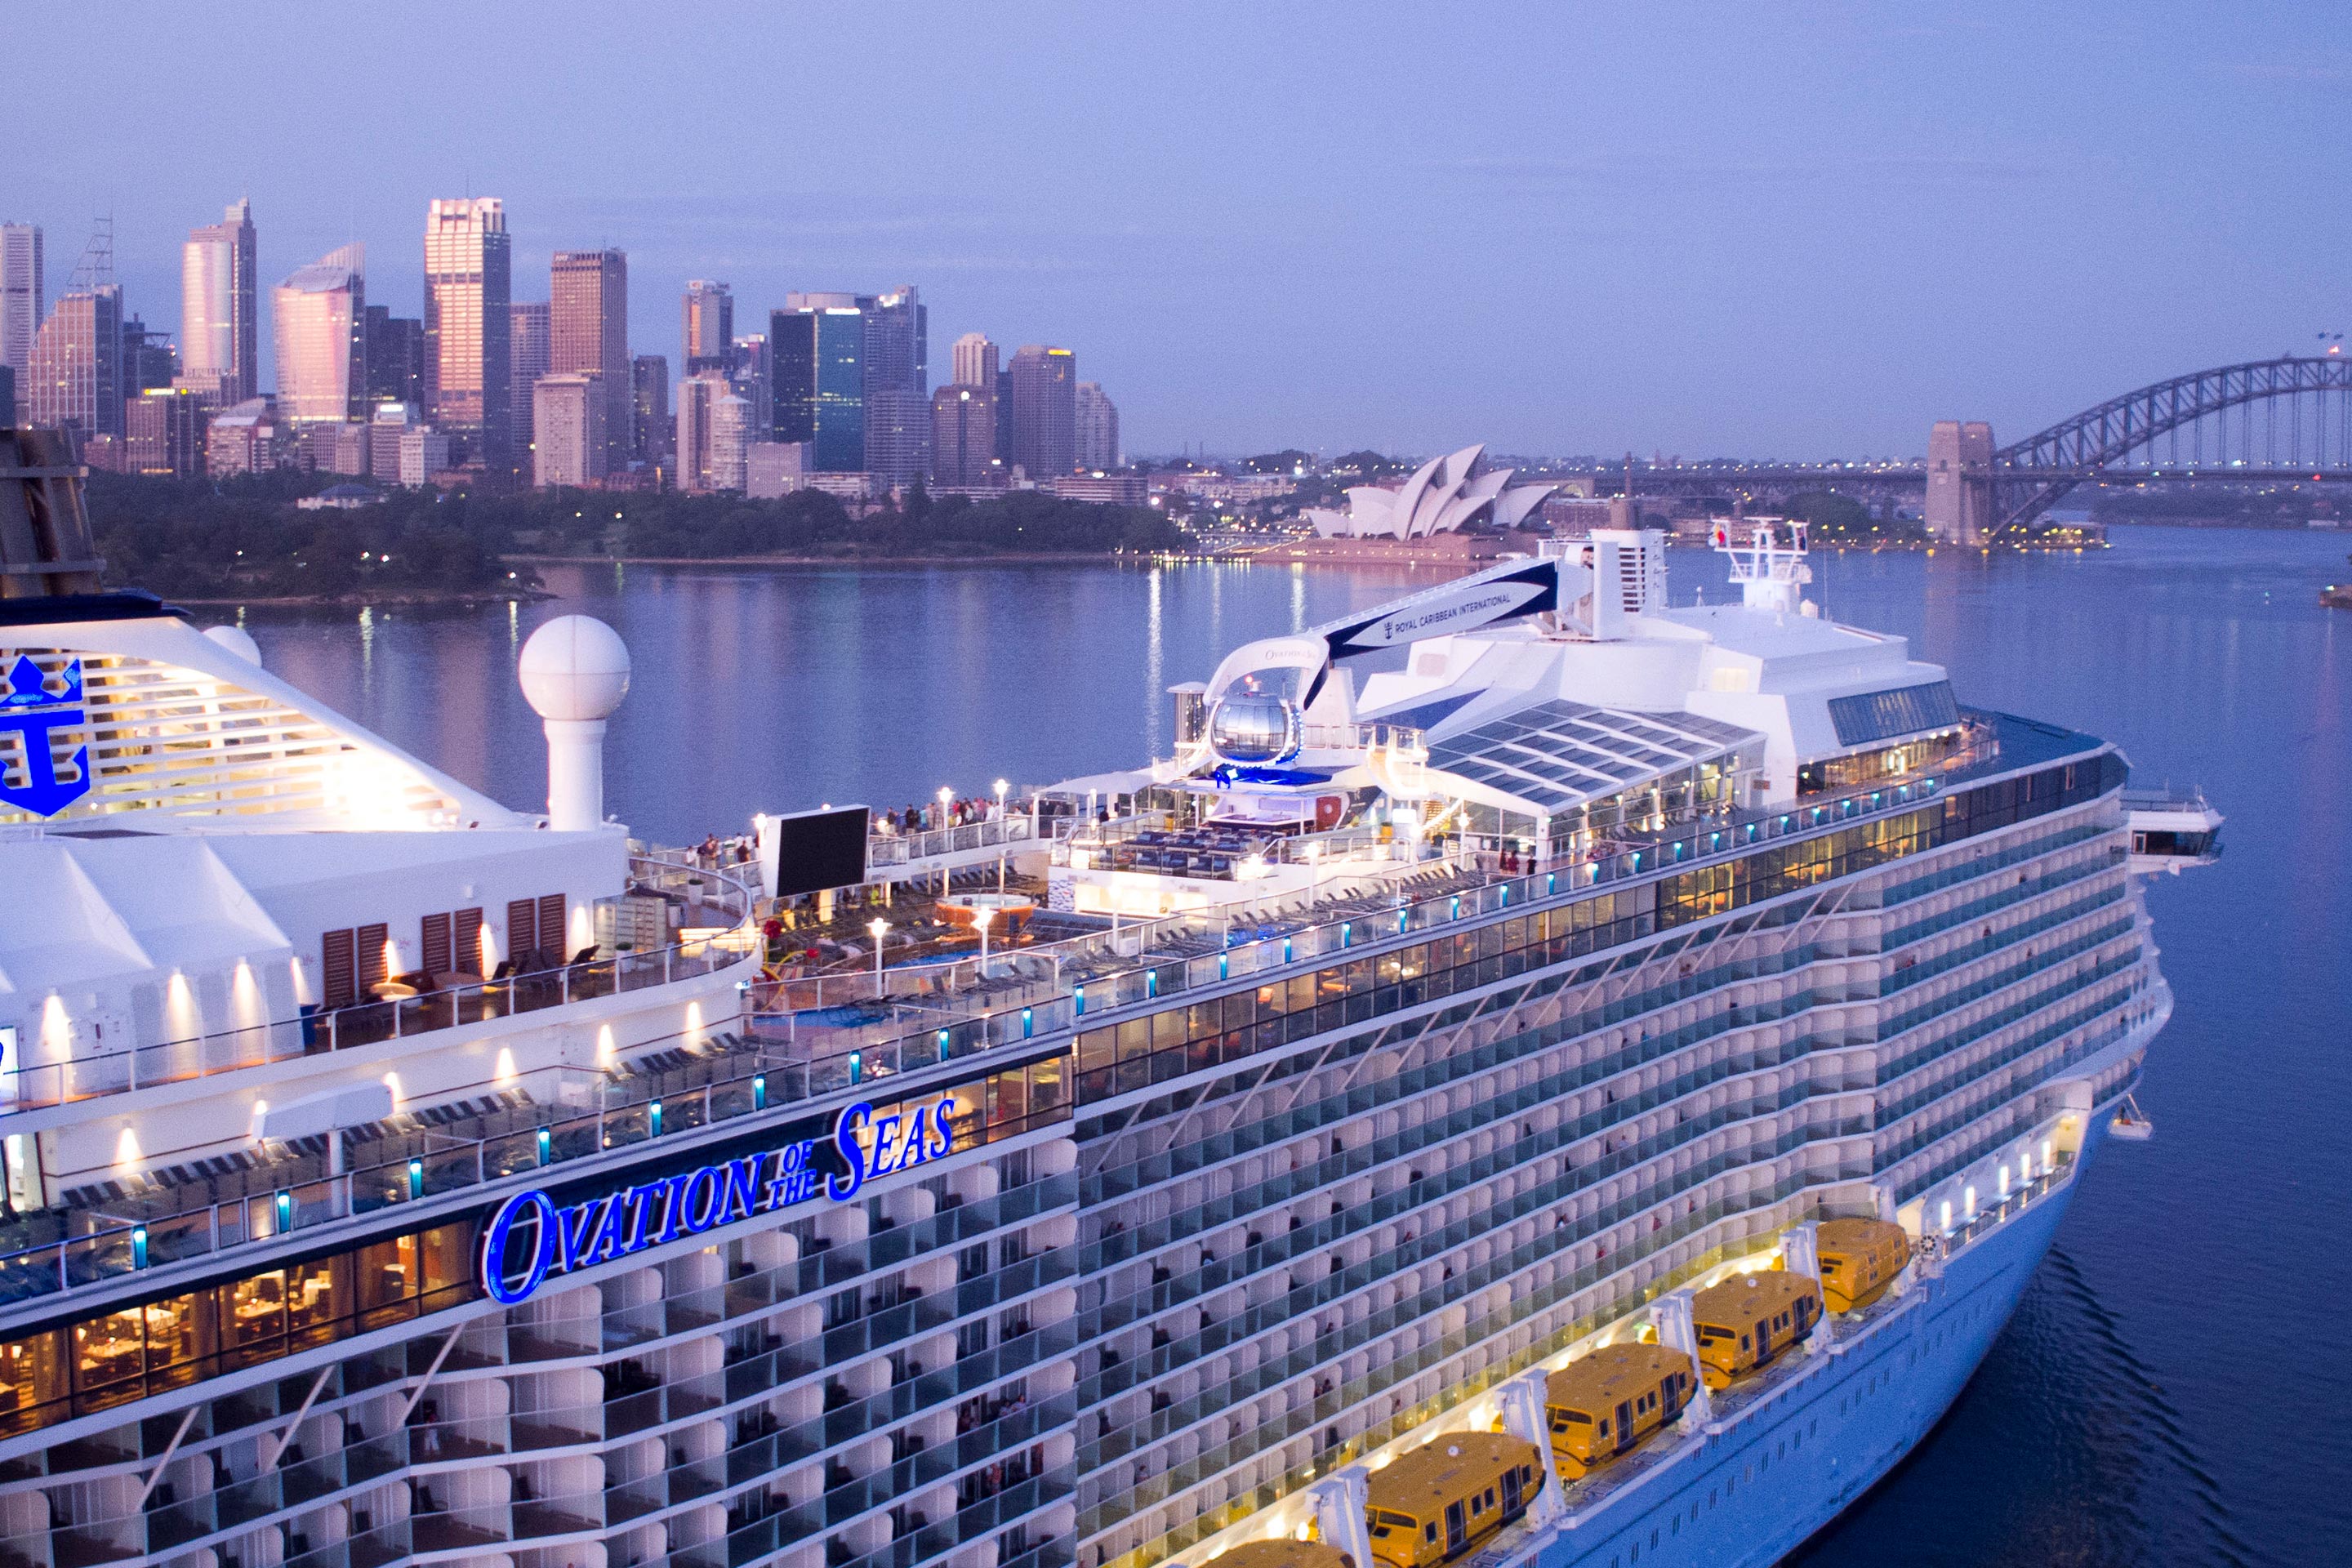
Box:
[1303,444,1557,538]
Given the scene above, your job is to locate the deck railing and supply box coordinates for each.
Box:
[0,856,757,1114]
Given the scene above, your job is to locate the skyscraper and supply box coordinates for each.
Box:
[1076,381,1120,471]
[532,372,607,489]
[551,249,630,468]
[770,306,865,472]
[119,316,179,396]
[1006,345,1076,478]
[731,333,771,436]
[866,287,926,400]
[865,388,932,488]
[125,386,208,477]
[631,355,670,473]
[26,284,123,439]
[949,331,997,391]
[710,393,751,492]
[422,197,512,476]
[363,306,425,408]
[273,244,367,425]
[673,369,728,492]
[680,280,733,374]
[181,198,256,403]
[509,301,550,468]
[0,224,40,381]
[930,382,1000,488]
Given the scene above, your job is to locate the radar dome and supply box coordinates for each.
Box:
[519,615,631,720]
[202,625,263,666]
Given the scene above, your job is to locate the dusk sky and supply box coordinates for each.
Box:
[18,1,2351,457]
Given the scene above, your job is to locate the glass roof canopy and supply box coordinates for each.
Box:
[1423,699,1762,813]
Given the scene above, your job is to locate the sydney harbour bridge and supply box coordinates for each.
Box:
[1627,355,2352,543]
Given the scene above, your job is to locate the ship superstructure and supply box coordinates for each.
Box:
[0,447,2187,1568]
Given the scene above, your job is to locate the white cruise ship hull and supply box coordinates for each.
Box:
[1499,1094,2135,1568]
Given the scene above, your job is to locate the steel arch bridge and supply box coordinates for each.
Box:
[1990,354,2352,529]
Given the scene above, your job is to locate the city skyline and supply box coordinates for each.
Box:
[8,3,2350,458]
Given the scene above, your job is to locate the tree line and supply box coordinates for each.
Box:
[83,473,1191,600]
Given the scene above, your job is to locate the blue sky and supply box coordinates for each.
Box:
[15,1,2350,457]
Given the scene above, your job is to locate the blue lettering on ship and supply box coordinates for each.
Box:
[480,1094,960,1304]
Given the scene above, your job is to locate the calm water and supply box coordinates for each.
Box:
[238,528,2349,1567]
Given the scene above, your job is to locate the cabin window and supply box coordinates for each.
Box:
[1561,1410,1591,1424]
[1740,1334,1752,1350]
[1423,1524,1437,1544]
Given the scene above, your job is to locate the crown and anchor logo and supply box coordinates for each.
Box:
[0,655,93,817]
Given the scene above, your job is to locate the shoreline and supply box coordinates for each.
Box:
[504,550,1198,568]
[169,588,559,609]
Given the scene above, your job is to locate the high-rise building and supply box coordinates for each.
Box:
[181,198,256,403]
[673,369,728,492]
[864,388,932,488]
[730,333,771,436]
[1005,345,1076,477]
[949,331,997,391]
[126,386,209,477]
[1076,381,1120,471]
[532,372,607,489]
[273,245,367,425]
[509,301,550,469]
[550,249,630,468]
[119,316,179,396]
[399,422,451,488]
[205,397,281,477]
[771,306,865,472]
[363,306,425,408]
[930,382,1000,488]
[631,355,670,474]
[26,284,123,439]
[422,198,512,475]
[680,280,733,375]
[710,393,751,492]
[866,287,926,400]
[0,223,39,379]
[369,399,416,478]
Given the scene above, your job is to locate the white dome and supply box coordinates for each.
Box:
[202,625,263,667]
[519,615,631,721]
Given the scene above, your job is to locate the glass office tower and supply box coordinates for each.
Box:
[422,198,512,475]
[272,245,366,425]
[772,306,866,473]
[181,199,256,403]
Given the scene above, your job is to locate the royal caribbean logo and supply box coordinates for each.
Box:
[0,656,91,817]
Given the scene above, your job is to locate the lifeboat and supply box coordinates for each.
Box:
[1815,1218,1911,1313]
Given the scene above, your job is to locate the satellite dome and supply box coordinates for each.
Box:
[202,625,263,666]
[519,615,631,721]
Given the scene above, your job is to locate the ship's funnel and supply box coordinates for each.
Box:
[518,615,630,831]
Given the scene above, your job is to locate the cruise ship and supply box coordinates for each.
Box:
[0,434,2203,1568]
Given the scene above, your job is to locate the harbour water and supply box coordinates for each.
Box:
[241,528,2349,1566]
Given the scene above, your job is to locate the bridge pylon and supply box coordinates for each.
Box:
[1926,420,1995,545]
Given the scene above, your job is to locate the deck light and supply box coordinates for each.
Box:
[869,920,889,997]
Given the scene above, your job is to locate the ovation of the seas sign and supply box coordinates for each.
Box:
[479,1093,961,1304]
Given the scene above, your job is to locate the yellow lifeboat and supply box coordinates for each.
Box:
[1542,1343,1695,1478]
[1690,1271,1821,1389]
[1815,1218,1911,1313]
[1364,1432,1544,1568]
